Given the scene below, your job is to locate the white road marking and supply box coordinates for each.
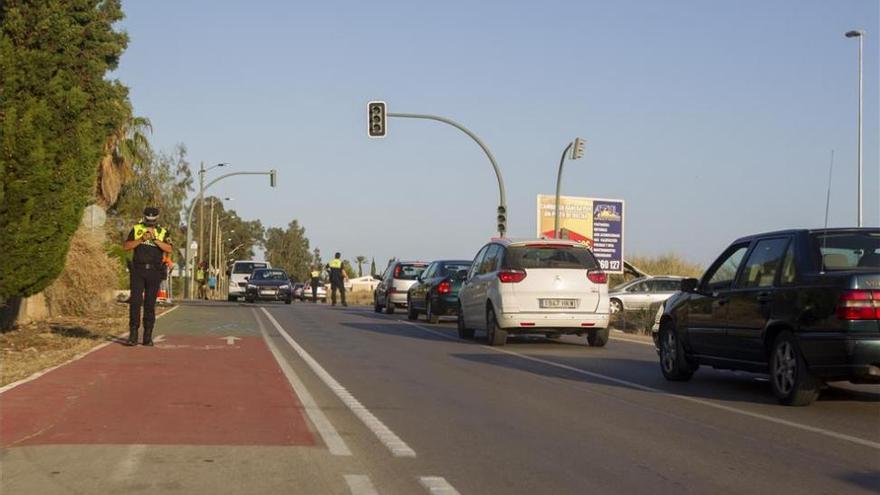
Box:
[220,336,241,345]
[252,309,352,456]
[111,444,147,482]
[419,476,461,495]
[396,319,880,451]
[261,307,417,458]
[153,334,166,343]
[0,305,180,395]
[344,474,380,495]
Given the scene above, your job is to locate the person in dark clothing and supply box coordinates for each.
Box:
[310,267,322,303]
[123,207,173,346]
[326,252,348,307]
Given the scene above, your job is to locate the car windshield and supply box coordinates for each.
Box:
[234,262,267,274]
[506,245,599,270]
[811,231,880,271]
[394,264,427,280]
[253,270,288,281]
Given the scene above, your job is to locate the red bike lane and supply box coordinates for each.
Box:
[0,336,314,447]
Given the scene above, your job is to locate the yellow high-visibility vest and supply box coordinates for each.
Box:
[133,223,167,243]
[311,270,320,278]
[329,259,343,269]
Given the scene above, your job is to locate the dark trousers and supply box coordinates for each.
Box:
[129,267,162,343]
[331,282,346,306]
[311,284,319,302]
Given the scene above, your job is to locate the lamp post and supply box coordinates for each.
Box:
[554,138,586,238]
[198,162,227,265]
[845,30,864,226]
[184,169,277,299]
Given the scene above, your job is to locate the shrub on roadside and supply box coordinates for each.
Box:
[44,224,120,317]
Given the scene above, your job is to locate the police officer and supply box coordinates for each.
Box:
[123,207,172,346]
[326,253,348,307]
[310,266,322,303]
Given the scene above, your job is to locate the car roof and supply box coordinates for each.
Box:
[490,238,589,248]
[434,259,473,264]
[731,227,880,245]
[394,261,429,265]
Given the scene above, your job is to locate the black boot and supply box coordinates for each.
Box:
[127,329,138,346]
[142,328,153,346]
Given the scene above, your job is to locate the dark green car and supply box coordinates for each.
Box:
[407,260,473,323]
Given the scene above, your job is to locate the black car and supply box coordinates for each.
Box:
[245,268,293,304]
[406,260,472,323]
[653,228,880,406]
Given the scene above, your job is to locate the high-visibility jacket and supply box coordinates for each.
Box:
[328,259,343,269]
[133,223,167,243]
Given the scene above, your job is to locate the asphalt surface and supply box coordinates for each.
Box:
[2,301,879,494]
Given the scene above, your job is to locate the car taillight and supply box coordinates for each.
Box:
[837,290,880,320]
[498,270,527,283]
[587,270,607,284]
[438,280,452,295]
[394,265,401,277]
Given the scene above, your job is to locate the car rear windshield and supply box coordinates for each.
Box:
[440,263,471,277]
[253,270,288,281]
[394,264,427,280]
[812,231,880,271]
[234,262,268,274]
[506,245,599,270]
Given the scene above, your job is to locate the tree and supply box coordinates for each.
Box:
[1,0,131,300]
[264,220,312,282]
[370,258,377,277]
[355,256,367,277]
[342,260,357,280]
[312,248,322,270]
[96,113,152,208]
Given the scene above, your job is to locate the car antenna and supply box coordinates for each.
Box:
[821,149,834,273]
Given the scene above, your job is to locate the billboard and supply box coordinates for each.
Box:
[536,195,625,274]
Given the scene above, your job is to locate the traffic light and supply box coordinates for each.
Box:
[497,205,507,236]
[571,137,585,160]
[269,169,277,187]
[367,101,387,138]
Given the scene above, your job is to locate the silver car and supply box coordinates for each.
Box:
[374,261,429,314]
[608,276,683,313]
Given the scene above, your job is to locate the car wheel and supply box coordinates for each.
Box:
[770,331,820,406]
[457,302,474,339]
[284,298,292,305]
[407,296,418,320]
[610,298,623,314]
[227,295,236,302]
[486,307,507,347]
[245,297,254,304]
[586,328,610,347]
[659,324,694,381]
[385,296,395,314]
[374,294,382,313]
[426,299,439,324]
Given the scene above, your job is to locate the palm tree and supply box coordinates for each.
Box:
[355,256,367,277]
[95,111,153,209]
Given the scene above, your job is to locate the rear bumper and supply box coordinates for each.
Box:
[388,292,409,306]
[429,295,460,315]
[799,333,880,383]
[497,312,610,332]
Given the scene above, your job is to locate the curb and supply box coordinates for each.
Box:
[0,305,180,395]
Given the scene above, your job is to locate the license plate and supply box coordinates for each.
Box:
[260,290,276,295]
[539,298,578,309]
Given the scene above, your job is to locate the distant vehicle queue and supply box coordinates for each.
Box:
[224,227,880,406]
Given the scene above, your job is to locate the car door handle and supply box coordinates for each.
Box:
[756,292,772,303]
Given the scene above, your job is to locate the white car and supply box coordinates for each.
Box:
[457,239,610,347]
[227,260,271,301]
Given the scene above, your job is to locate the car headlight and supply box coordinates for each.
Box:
[247,284,257,290]
[280,284,290,290]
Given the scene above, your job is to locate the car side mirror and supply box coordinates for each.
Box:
[680,278,698,293]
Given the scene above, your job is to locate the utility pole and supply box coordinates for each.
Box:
[845,29,865,226]
[198,162,205,266]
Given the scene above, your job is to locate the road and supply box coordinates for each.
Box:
[2,302,879,494]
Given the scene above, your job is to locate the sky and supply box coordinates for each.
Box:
[115,0,879,267]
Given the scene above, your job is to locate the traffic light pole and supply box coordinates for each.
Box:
[386,112,507,237]
[183,170,276,299]
[554,142,573,238]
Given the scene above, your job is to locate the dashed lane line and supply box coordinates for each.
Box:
[391,318,880,451]
[253,309,352,456]
[344,474,380,495]
[261,307,417,458]
[419,476,462,495]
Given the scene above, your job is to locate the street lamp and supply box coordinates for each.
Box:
[844,29,864,226]
[554,138,586,238]
[198,162,228,265]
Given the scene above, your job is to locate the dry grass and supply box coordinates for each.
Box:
[0,304,173,387]
[44,224,121,316]
[344,290,374,306]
